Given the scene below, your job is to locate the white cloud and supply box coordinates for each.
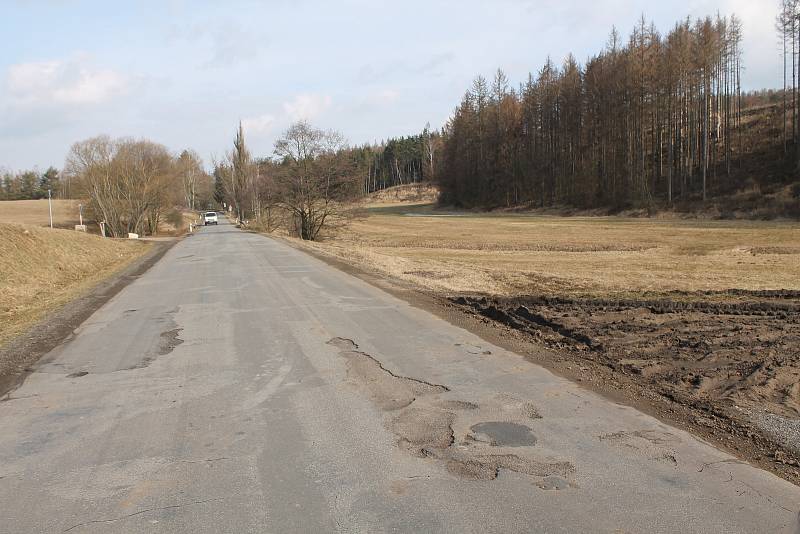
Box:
[282,94,332,121]
[241,113,276,134]
[722,0,781,89]
[6,56,127,106]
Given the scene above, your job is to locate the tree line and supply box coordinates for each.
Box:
[437,15,750,209]
[1,167,62,200]
[344,126,442,195]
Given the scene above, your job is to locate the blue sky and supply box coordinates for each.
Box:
[0,0,780,170]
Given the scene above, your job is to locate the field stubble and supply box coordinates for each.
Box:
[305,207,800,298]
[0,199,82,228]
[0,199,199,235]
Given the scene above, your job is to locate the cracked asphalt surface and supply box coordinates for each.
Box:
[1,218,798,533]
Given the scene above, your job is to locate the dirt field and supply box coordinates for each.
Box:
[0,223,148,346]
[0,199,83,228]
[294,189,800,483]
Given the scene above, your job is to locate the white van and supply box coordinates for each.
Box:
[204,212,219,225]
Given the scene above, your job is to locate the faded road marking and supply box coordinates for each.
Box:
[241,364,292,411]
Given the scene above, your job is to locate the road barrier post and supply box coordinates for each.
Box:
[48,189,53,229]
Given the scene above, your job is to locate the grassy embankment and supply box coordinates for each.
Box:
[0,223,148,345]
[296,186,800,299]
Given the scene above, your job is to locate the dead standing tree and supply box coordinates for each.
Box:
[225,122,253,223]
[437,14,744,210]
[273,121,356,240]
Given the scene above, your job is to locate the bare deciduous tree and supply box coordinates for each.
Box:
[178,149,209,211]
[65,136,180,237]
[272,121,356,240]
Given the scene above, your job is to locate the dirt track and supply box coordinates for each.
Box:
[450,292,800,482]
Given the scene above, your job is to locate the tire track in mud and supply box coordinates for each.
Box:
[453,294,800,319]
[326,337,575,485]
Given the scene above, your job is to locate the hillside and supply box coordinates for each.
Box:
[364,183,439,206]
[0,223,148,345]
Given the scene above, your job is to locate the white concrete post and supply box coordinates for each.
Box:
[48,189,53,229]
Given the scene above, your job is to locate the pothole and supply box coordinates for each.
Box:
[445,453,573,481]
[391,407,456,456]
[535,475,572,490]
[157,328,184,356]
[436,400,479,411]
[470,422,537,447]
[598,429,679,465]
[327,337,449,411]
[327,336,573,485]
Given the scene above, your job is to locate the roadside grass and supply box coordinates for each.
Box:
[0,199,83,228]
[295,203,800,299]
[0,223,148,345]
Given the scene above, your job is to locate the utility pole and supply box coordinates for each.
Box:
[48,189,53,229]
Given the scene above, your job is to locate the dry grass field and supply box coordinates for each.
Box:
[0,223,148,345]
[0,199,83,228]
[301,204,800,299]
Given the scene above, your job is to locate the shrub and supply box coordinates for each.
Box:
[166,209,184,229]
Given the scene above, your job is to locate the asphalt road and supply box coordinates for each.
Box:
[1,218,798,533]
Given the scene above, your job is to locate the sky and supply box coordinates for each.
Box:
[0,0,782,171]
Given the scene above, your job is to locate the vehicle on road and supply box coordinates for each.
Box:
[204,212,218,225]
